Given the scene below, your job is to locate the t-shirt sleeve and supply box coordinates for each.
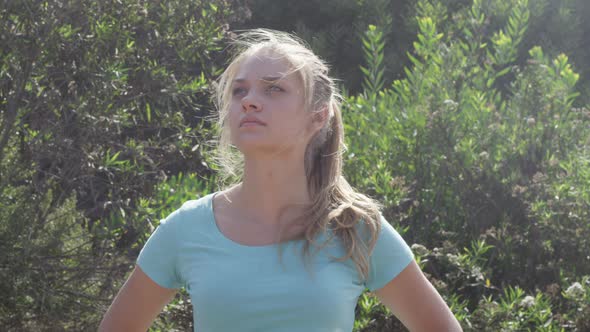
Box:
[364,214,415,291]
[136,210,184,289]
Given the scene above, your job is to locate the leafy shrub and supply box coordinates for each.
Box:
[0,0,241,329]
[345,0,589,330]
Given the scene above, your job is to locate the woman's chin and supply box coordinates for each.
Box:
[236,142,297,157]
[235,142,272,153]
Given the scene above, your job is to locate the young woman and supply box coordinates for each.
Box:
[99,29,462,332]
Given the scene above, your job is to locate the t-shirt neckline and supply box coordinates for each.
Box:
[207,191,305,250]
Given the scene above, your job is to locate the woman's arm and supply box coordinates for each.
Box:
[99,266,178,332]
[374,261,463,332]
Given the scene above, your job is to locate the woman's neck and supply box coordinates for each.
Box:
[231,157,311,226]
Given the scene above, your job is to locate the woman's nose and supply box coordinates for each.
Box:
[241,92,262,112]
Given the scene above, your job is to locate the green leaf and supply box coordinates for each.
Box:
[146,102,152,123]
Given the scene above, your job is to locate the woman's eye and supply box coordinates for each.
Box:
[232,87,247,96]
[267,85,284,94]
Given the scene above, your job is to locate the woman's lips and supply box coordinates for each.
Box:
[239,117,267,127]
[240,121,264,127]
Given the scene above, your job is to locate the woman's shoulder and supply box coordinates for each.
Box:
[159,192,216,229]
[179,192,215,212]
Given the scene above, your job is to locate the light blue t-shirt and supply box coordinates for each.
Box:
[137,192,414,332]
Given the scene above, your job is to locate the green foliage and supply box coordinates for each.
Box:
[241,0,417,93]
[243,0,589,105]
[354,291,388,331]
[489,0,529,65]
[344,0,589,330]
[0,0,241,328]
[360,25,386,99]
[0,183,117,330]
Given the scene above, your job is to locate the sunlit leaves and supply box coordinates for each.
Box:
[347,1,588,330]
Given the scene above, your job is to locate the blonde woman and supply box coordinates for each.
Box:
[100,29,462,332]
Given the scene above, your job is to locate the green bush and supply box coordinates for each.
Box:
[345,0,589,330]
[0,0,239,329]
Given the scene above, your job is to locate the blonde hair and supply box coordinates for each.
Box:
[210,29,383,282]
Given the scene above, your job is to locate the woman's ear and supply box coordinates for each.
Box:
[312,106,329,127]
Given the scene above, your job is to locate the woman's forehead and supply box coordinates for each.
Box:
[234,51,299,82]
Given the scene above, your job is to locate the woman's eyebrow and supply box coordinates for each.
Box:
[260,76,283,82]
[233,76,285,83]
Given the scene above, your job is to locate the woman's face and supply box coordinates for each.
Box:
[228,51,316,158]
